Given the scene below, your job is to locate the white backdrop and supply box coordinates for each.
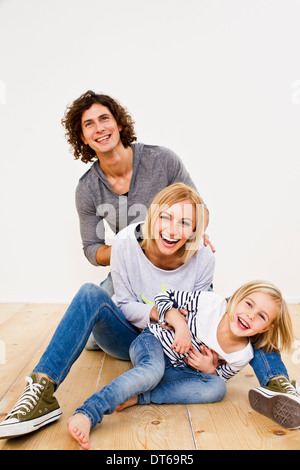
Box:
[0,0,299,303]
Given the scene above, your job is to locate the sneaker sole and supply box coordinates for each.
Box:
[0,408,62,439]
[249,388,300,429]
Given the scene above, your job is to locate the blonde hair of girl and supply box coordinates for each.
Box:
[227,280,294,353]
[140,183,205,263]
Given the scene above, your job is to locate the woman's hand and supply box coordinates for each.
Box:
[149,306,173,331]
[149,305,159,322]
[149,306,188,331]
[184,346,218,374]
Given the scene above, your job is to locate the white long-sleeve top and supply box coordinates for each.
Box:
[111,223,215,331]
[150,289,254,382]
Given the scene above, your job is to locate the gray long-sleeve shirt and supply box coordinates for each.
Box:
[75,143,206,266]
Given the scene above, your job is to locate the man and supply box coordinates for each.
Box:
[62,90,212,272]
[64,90,213,348]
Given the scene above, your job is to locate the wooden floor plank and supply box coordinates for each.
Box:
[189,365,299,450]
[188,306,300,450]
[0,303,300,450]
[0,348,106,450]
[91,403,195,450]
[89,354,195,450]
[0,304,26,326]
[0,304,67,399]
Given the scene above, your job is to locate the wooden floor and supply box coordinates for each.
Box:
[0,302,299,451]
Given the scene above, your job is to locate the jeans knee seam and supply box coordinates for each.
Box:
[100,302,139,335]
[58,302,128,386]
[130,334,165,380]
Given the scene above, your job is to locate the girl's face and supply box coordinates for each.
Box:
[153,200,196,257]
[229,292,278,338]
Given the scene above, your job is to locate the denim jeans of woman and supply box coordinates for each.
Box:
[33,283,289,392]
[74,328,226,428]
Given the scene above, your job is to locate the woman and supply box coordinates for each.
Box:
[0,183,215,440]
[67,182,224,448]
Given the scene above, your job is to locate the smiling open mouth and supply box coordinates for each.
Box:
[237,317,250,330]
[95,135,111,143]
[161,235,180,247]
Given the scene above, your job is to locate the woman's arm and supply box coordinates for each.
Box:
[155,289,202,322]
[110,238,153,330]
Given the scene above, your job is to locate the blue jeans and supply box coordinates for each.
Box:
[75,328,226,428]
[34,283,139,385]
[250,347,288,386]
[34,283,289,391]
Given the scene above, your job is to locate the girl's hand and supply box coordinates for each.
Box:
[179,308,188,321]
[184,346,218,374]
[171,324,192,354]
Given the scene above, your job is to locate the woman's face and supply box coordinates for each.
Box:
[152,200,196,257]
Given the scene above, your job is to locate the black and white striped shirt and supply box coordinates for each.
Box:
[149,290,254,382]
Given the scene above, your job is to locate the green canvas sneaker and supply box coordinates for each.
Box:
[0,373,62,439]
[248,376,300,429]
[291,379,300,394]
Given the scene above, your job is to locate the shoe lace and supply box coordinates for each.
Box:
[7,376,44,418]
[280,378,298,396]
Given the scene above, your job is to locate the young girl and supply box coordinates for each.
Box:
[66,197,294,448]
[68,280,294,449]
[150,282,293,380]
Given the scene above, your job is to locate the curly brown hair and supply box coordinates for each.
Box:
[61,90,137,164]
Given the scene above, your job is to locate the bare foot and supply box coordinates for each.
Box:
[67,413,91,450]
[115,395,138,412]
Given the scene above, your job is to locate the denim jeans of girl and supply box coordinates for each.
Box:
[74,328,226,428]
[33,283,289,391]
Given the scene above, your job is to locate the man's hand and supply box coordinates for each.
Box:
[203,234,215,253]
[96,244,112,266]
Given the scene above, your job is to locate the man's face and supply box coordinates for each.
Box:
[81,103,123,156]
